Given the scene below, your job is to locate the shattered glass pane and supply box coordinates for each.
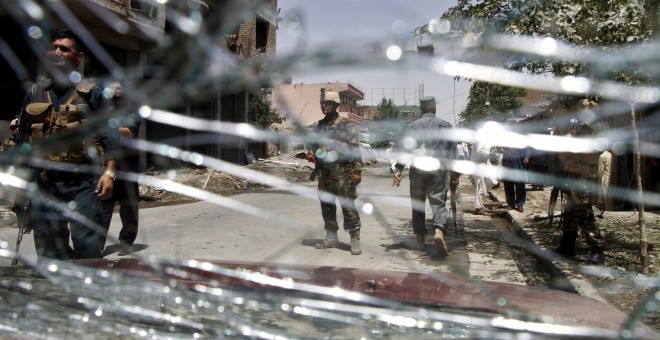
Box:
[0,0,658,338]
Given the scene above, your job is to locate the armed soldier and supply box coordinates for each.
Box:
[306,89,364,255]
[16,28,118,261]
[554,120,606,264]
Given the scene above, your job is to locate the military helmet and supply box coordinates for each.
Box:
[9,118,18,128]
[322,91,341,104]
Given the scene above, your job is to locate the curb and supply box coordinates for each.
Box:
[506,210,609,304]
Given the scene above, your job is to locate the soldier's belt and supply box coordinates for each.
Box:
[39,169,84,182]
[321,162,354,170]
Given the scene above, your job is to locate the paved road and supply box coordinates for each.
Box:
[0,162,526,285]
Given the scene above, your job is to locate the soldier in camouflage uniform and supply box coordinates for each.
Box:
[555,121,606,264]
[306,90,364,255]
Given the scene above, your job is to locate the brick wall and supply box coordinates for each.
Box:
[236,0,277,59]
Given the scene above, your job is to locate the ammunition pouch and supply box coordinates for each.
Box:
[25,103,52,123]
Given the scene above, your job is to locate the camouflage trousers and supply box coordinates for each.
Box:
[562,193,605,249]
[317,165,361,233]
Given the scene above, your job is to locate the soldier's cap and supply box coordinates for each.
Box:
[9,119,18,128]
[420,96,435,105]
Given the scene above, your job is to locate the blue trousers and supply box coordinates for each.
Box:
[100,178,140,248]
[503,159,527,208]
[409,168,449,235]
[32,175,104,260]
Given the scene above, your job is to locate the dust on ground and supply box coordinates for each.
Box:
[137,152,314,208]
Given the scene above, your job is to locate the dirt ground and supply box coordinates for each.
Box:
[503,183,660,331]
[137,153,314,208]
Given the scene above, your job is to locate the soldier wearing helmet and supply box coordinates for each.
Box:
[0,118,19,152]
[554,120,606,264]
[305,89,364,255]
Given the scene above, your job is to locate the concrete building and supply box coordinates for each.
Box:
[272,82,370,126]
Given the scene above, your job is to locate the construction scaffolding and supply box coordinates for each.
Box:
[360,84,424,106]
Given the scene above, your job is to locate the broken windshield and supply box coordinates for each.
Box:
[0,0,658,338]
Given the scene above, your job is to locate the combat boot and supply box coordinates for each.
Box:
[415,234,426,251]
[555,231,577,257]
[587,246,605,265]
[434,229,448,258]
[315,230,338,249]
[349,230,362,255]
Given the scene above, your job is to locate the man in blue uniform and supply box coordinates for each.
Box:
[498,121,530,212]
[100,81,142,254]
[392,96,459,258]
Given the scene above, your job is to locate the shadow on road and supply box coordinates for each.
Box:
[102,244,149,257]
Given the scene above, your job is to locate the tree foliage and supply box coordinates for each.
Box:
[460,82,527,125]
[437,0,658,80]
[441,0,656,45]
[416,0,659,125]
[373,97,401,121]
[368,98,410,146]
[248,90,285,129]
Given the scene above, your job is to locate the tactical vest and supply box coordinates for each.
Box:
[558,122,599,182]
[25,79,98,164]
[558,122,598,204]
[313,115,360,168]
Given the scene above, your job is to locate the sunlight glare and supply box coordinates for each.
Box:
[386,45,402,61]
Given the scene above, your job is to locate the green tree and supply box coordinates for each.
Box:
[248,90,285,129]
[373,97,401,121]
[460,82,527,125]
[369,98,407,146]
[414,0,658,124]
[435,0,658,80]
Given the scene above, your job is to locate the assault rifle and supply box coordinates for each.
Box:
[295,151,319,181]
[450,179,458,237]
[12,199,30,266]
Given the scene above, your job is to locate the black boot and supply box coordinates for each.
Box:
[555,231,577,257]
[587,246,605,265]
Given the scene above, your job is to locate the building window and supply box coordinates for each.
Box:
[130,0,159,18]
[255,19,269,53]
